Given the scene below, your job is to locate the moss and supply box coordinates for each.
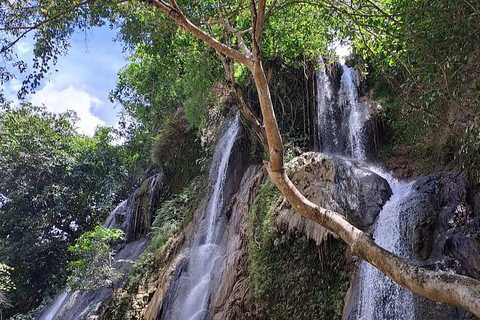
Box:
[152,110,207,193]
[242,179,349,320]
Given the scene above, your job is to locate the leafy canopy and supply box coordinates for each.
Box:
[0,104,131,310]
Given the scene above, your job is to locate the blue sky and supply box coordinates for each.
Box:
[5,26,127,136]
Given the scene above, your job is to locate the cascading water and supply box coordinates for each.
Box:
[316,60,417,319]
[354,168,416,319]
[316,59,338,153]
[339,65,370,162]
[160,116,240,320]
[38,291,69,320]
[316,62,370,161]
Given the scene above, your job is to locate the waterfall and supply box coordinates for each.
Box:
[339,65,370,162]
[316,60,417,319]
[316,62,370,161]
[316,58,337,153]
[160,116,240,320]
[354,169,416,319]
[38,291,69,320]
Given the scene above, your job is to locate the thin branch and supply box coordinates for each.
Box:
[213,20,252,58]
[139,0,254,69]
[264,0,279,20]
[0,0,92,54]
[255,0,266,43]
[233,83,269,150]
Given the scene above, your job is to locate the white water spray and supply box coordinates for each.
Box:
[355,169,416,319]
[316,59,338,152]
[316,62,370,161]
[316,60,417,319]
[161,116,240,320]
[339,65,370,162]
[38,291,69,320]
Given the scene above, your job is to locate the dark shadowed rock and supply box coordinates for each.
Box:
[391,171,479,320]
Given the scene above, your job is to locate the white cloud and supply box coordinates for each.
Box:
[30,82,106,136]
[4,78,22,99]
[16,41,31,57]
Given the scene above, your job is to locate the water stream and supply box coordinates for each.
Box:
[316,61,416,319]
[38,291,69,320]
[160,116,240,320]
[355,168,416,319]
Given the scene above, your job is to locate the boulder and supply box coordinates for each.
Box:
[275,152,392,245]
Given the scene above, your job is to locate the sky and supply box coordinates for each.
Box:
[3,26,352,137]
[4,27,127,136]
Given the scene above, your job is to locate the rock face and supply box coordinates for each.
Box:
[343,170,480,320]
[399,172,480,320]
[276,152,391,245]
[210,165,264,320]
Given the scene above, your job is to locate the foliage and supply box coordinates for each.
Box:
[110,2,224,134]
[244,180,349,320]
[67,226,125,291]
[0,104,131,312]
[458,118,480,185]
[333,0,480,181]
[0,0,121,98]
[242,59,317,151]
[152,110,207,192]
[0,263,14,311]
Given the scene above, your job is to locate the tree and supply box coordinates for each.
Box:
[1,0,479,316]
[67,226,125,292]
[0,263,14,317]
[0,104,131,311]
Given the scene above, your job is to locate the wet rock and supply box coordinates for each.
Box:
[104,200,127,230]
[400,172,469,262]
[276,152,391,244]
[211,165,264,320]
[50,238,149,320]
[473,191,480,216]
[444,218,480,280]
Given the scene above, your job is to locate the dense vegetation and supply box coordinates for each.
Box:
[0,0,479,318]
[0,104,140,313]
[345,0,480,183]
[245,180,348,320]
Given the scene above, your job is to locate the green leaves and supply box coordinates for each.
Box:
[0,104,134,309]
[67,226,125,291]
[0,263,14,309]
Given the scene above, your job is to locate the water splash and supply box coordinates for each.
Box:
[38,290,69,320]
[355,169,416,319]
[161,116,240,320]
